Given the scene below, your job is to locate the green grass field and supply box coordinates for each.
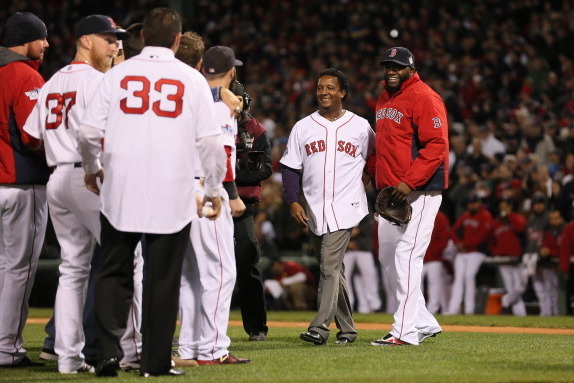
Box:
[1,309,573,382]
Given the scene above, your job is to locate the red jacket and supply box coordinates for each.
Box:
[452,206,494,253]
[275,260,316,286]
[374,73,449,191]
[559,221,574,273]
[541,224,564,262]
[0,47,49,184]
[489,212,527,257]
[424,211,451,263]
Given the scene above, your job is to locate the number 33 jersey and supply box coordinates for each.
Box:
[24,62,103,166]
[81,46,219,234]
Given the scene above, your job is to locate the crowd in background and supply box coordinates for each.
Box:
[3,0,573,313]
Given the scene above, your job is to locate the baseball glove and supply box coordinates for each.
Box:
[375,187,412,226]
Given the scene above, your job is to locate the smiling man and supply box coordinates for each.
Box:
[280,68,375,345]
[371,47,449,346]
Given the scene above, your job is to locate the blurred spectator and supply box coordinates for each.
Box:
[422,211,453,315]
[559,220,574,314]
[263,258,316,311]
[344,214,381,314]
[533,210,565,316]
[447,194,494,315]
[489,199,528,316]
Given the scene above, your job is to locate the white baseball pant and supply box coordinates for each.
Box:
[422,261,447,314]
[498,264,527,316]
[378,191,442,345]
[447,251,486,315]
[49,166,100,372]
[178,184,235,361]
[120,242,143,365]
[0,185,47,365]
[344,250,381,313]
[532,266,559,316]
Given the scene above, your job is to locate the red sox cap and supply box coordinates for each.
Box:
[202,46,243,75]
[75,15,130,40]
[380,47,415,67]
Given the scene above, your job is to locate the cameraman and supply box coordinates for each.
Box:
[231,81,273,341]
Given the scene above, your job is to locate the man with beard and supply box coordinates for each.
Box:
[370,47,449,346]
[281,68,375,345]
[0,11,50,367]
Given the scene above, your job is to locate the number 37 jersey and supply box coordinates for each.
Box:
[24,62,103,166]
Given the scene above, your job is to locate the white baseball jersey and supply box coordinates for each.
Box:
[79,46,223,234]
[24,62,103,166]
[196,100,236,179]
[280,111,375,235]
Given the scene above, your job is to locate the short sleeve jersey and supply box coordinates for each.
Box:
[280,111,375,235]
[81,46,219,234]
[24,62,103,166]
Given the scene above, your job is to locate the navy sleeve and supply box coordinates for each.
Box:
[281,164,301,205]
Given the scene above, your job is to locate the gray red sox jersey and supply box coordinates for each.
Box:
[280,111,375,235]
[24,62,102,166]
[79,46,223,234]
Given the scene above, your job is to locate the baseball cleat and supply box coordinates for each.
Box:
[39,348,58,361]
[141,368,185,377]
[248,332,267,341]
[0,356,45,368]
[95,357,120,377]
[300,331,326,345]
[371,333,411,346]
[172,357,199,367]
[197,354,251,365]
[418,331,441,343]
[60,362,95,374]
[120,360,141,370]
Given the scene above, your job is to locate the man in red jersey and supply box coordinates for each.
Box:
[370,47,449,346]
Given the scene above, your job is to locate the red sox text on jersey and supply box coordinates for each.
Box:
[305,140,358,157]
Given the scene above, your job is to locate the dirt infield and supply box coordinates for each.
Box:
[26,318,574,335]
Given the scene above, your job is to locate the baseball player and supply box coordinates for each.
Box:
[77,8,226,377]
[23,15,129,374]
[447,193,494,315]
[175,39,250,365]
[0,12,50,368]
[489,199,527,316]
[370,47,448,346]
[281,68,375,345]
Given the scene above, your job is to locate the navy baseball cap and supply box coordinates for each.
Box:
[1,12,47,47]
[75,15,130,40]
[380,47,415,67]
[202,46,243,75]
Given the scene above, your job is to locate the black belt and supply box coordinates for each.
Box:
[53,162,82,168]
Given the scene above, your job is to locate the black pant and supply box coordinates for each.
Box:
[233,206,268,335]
[95,214,189,374]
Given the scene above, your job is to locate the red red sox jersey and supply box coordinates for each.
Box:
[280,111,375,235]
[80,46,221,234]
[24,62,103,166]
[373,72,449,191]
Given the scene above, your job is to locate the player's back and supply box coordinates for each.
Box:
[27,62,102,166]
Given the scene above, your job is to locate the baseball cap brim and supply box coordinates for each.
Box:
[99,28,130,40]
[379,58,411,66]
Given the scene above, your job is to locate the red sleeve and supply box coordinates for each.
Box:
[403,91,449,189]
[223,145,234,182]
[463,210,493,248]
[507,213,527,233]
[13,65,44,150]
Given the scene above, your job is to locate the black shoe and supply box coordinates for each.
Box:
[300,331,326,345]
[0,356,44,368]
[39,348,58,361]
[95,358,119,377]
[141,368,185,377]
[334,337,354,344]
[248,332,267,341]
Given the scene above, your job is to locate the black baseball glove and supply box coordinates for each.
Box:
[375,187,412,226]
